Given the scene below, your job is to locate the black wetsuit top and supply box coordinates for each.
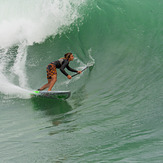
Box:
[51,59,77,76]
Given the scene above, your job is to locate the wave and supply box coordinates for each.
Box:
[0,0,89,98]
[0,0,162,100]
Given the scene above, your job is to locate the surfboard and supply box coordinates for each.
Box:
[31,90,71,99]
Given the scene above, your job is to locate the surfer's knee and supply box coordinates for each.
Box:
[51,75,57,83]
[52,75,57,80]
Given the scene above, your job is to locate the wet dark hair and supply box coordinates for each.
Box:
[64,53,72,59]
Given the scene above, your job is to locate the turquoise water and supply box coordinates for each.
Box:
[0,0,163,162]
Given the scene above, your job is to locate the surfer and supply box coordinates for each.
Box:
[38,53,82,91]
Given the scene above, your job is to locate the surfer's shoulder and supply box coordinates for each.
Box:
[58,58,68,65]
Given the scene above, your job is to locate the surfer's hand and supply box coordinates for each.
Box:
[67,75,72,79]
[77,71,82,74]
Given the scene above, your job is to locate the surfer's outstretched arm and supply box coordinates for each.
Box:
[60,60,69,76]
[60,57,81,78]
[66,65,78,73]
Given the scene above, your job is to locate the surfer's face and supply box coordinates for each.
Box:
[69,54,74,61]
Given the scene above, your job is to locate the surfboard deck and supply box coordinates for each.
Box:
[31,90,71,99]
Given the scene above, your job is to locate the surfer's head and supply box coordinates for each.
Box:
[64,53,74,61]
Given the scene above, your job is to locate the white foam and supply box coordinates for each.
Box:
[0,0,86,48]
[10,42,28,88]
[0,72,31,99]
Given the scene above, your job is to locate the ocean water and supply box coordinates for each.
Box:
[0,0,163,162]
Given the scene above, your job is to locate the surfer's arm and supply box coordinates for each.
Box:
[66,65,78,73]
[60,60,81,78]
[60,61,69,76]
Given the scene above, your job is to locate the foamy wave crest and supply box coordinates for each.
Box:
[0,0,87,48]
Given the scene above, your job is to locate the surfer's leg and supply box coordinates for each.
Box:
[39,63,57,91]
[39,79,52,90]
[48,75,57,91]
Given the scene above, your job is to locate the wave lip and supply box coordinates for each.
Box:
[0,0,87,48]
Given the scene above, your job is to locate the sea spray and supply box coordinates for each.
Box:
[11,42,28,88]
[0,0,87,48]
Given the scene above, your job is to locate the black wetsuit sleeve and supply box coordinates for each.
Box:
[60,60,78,76]
[66,65,78,73]
[60,60,69,76]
